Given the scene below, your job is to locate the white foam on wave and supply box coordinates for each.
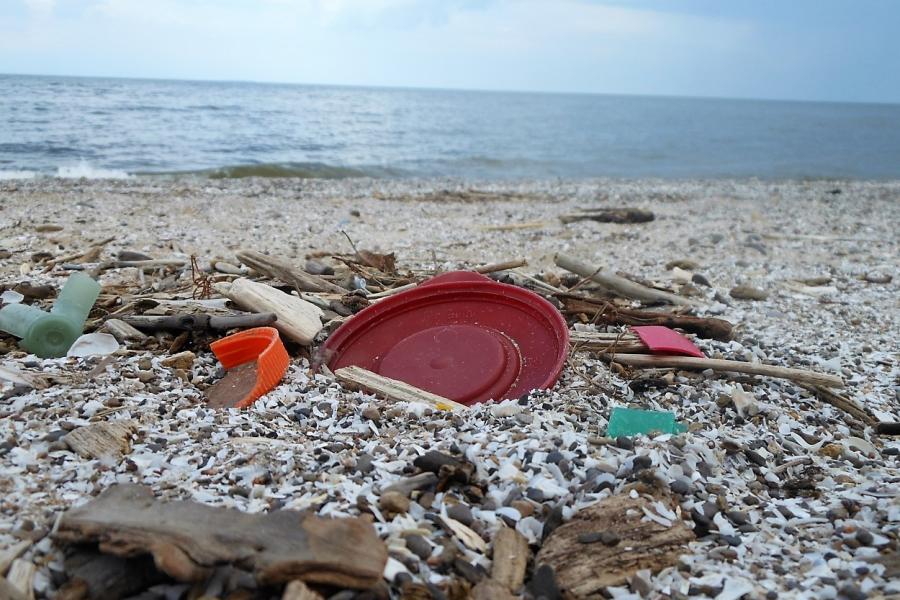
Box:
[0,161,131,180]
[56,161,130,179]
[0,170,38,180]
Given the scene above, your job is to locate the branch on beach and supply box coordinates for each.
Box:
[555,253,702,307]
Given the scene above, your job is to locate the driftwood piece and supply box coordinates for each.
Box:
[54,484,388,589]
[121,312,277,332]
[215,279,322,345]
[0,366,48,390]
[64,421,136,460]
[334,366,468,412]
[0,577,27,600]
[536,495,693,596]
[102,319,148,342]
[608,354,843,388]
[0,541,31,577]
[6,560,35,600]
[472,579,517,600]
[555,254,700,307]
[559,296,734,341]
[875,423,900,436]
[492,527,529,593]
[236,250,346,294]
[569,331,647,353]
[282,580,324,600]
[58,553,162,600]
[474,259,528,274]
[559,208,654,224]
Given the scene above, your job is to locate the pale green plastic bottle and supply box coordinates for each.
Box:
[0,272,101,358]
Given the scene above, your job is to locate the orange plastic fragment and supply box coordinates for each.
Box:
[209,326,289,408]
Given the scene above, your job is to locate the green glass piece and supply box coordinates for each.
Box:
[0,272,100,358]
[606,407,687,438]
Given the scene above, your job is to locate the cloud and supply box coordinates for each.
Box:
[0,0,896,102]
[24,0,55,16]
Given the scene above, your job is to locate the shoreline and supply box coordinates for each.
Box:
[1,177,898,598]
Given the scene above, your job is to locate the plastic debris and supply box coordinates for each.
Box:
[206,326,289,408]
[606,407,687,437]
[0,272,100,358]
[324,271,569,405]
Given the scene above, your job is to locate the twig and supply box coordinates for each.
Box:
[606,354,844,388]
[473,258,528,274]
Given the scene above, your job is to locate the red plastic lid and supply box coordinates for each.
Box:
[631,325,705,358]
[323,271,569,406]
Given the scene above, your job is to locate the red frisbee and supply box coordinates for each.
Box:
[323,271,569,406]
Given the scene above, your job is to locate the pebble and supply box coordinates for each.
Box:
[378,491,410,514]
[854,529,874,546]
[446,503,473,527]
[405,534,432,560]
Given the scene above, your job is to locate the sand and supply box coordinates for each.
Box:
[0,177,898,599]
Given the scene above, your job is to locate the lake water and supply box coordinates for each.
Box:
[2,74,899,180]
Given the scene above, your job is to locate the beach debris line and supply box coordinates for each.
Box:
[53,484,388,590]
[205,326,290,409]
[559,207,655,224]
[536,494,694,596]
[0,272,100,357]
[606,407,687,437]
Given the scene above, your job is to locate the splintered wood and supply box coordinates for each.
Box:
[54,485,388,589]
[536,495,694,597]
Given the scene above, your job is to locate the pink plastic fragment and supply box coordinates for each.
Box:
[631,325,705,358]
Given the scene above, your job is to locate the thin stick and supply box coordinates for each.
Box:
[607,354,843,388]
[473,258,528,274]
[799,383,876,425]
[335,366,467,412]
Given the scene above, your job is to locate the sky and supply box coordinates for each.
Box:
[1,0,898,103]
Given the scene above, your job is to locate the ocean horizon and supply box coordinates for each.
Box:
[2,73,900,181]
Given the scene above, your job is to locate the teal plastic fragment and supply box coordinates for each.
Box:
[606,407,687,437]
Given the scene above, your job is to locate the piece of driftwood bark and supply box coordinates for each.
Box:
[54,484,387,589]
[536,495,693,597]
[215,279,322,345]
[236,250,346,294]
[555,254,701,307]
[282,580,324,600]
[0,577,27,600]
[492,527,529,593]
[0,366,48,390]
[559,208,654,224]
[334,366,468,412]
[559,296,734,341]
[608,354,843,388]
[6,560,35,600]
[471,579,517,600]
[121,312,276,332]
[64,421,136,459]
[102,319,148,342]
[57,553,162,600]
[474,259,528,274]
[0,541,31,577]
